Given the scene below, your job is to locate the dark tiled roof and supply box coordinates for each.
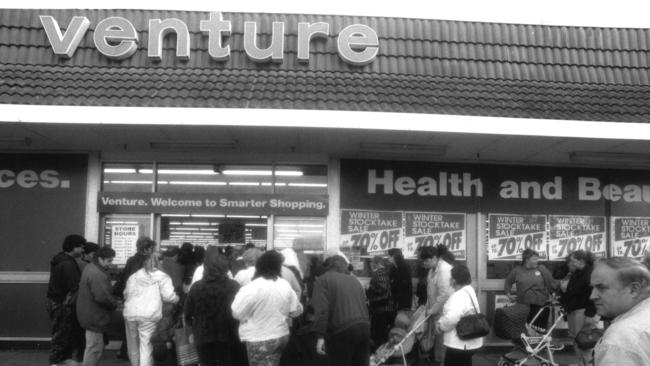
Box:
[1,9,650,122]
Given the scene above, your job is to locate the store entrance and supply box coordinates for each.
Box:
[159,214,268,251]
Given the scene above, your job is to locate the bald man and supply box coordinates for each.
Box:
[590,257,650,365]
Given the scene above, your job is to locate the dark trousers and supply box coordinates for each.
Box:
[325,323,370,366]
[48,301,85,364]
[197,341,233,366]
[443,347,475,366]
[370,311,395,350]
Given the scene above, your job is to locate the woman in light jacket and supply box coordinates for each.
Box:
[436,264,483,366]
[231,250,303,366]
[123,252,179,366]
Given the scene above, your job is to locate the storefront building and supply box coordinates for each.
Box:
[1,8,650,343]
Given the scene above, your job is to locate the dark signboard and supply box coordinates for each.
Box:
[0,154,87,271]
[98,192,328,216]
[340,158,650,215]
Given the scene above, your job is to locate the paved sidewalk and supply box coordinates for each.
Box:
[0,346,578,366]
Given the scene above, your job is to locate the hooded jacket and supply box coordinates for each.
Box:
[47,252,82,303]
[123,268,178,322]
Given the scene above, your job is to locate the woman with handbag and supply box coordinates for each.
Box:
[435,264,484,366]
[366,256,396,350]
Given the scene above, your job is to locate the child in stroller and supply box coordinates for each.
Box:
[370,307,431,366]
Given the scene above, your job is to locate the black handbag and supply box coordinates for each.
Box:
[456,289,490,340]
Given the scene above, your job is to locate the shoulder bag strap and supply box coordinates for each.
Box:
[463,288,480,314]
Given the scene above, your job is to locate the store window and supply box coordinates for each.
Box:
[160,214,268,250]
[102,163,154,192]
[273,216,326,275]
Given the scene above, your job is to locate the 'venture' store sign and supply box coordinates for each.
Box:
[39,12,379,65]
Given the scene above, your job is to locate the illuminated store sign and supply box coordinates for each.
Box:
[39,12,379,66]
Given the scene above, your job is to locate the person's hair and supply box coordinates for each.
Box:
[178,242,194,264]
[371,255,390,268]
[568,250,594,266]
[437,245,455,264]
[242,248,262,266]
[136,236,156,253]
[193,246,206,265]
[95,246,115,260]
[203,247,230,281]
[254,250,284,280]
[451,264,472,286]
[143,252,160,273]
[244,242,256,250]
[521,248,540,265]
[643,252,650,271]
[62,234,86,252]
[419,246,436,260]
[388,248,407,268]
[324,255,350,274]
[83,242,99,255]
[596,257,650,289]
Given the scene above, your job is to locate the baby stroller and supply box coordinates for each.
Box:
[370,307,432,366]
[497,301,566,366]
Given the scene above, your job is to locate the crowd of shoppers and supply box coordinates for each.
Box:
[49,232,650,366]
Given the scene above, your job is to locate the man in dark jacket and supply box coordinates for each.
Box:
[387,248,413,310]
[47,234,86,366]
[312,255,370,366]
[77,247,118,366]
[112,236,156,360]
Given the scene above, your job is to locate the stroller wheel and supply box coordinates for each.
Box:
[497,357,512,366]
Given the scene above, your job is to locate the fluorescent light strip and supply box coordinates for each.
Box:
[288,183,327,187]
[183,222,211,225]
[227,215,261,218]
[245,223,267,227]
[107,180,151,184]
[104,168,136,173]
[159,169,219,175]
[161,214,190,217]
[7,105,650,141]
[169,181,227,185]
[261,182,286,186]
[223,170,302,176]
[105,221,138,224]
[229,182,260,186]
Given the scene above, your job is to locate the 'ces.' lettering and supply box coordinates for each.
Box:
[0,169,69,189]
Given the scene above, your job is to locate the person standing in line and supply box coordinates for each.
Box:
[231,250,303,366]
[420,245,454,366]
[504,248,556,333]
[559,250,598,366]
[387,248,413,311]
[435,264,483,366]
[76,247,119,366]
[113,236,157,361]
[184,247,242,366]
[590,257,650,365]
[366,255,396,350]
[77,242,99,272]
[47,234,87,366]
[312,255,371,366]
[123,252,179,366]
[280,248,304,300]
[233,248,262,286]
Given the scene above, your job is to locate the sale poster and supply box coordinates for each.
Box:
[340,209,403,255]
[548,215,606,260]
[403,212,466,259]
[610,217,650,259]
[111,224,139,265]
[488,214,547,261]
